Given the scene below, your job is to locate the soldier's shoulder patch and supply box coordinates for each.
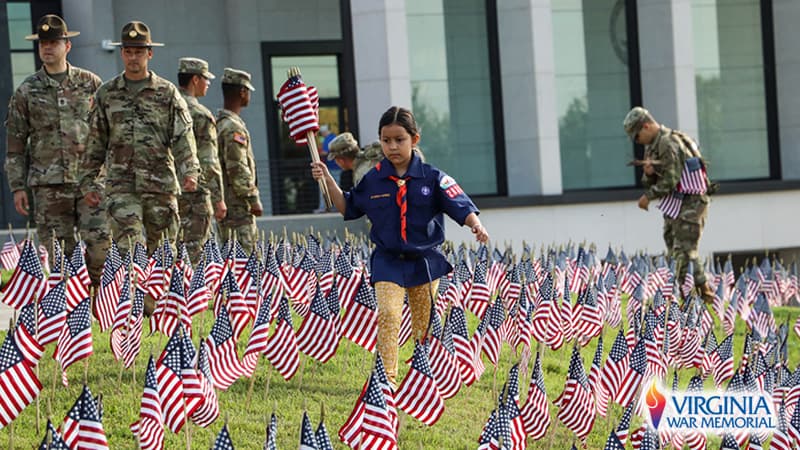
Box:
[233,132,247,145]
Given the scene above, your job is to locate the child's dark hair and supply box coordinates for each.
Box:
[378,106,419,137]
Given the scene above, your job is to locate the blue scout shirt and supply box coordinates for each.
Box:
[344,152,479,287]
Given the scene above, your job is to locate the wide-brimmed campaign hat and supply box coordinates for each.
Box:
[110,21,164,47]
[25,14,80,41]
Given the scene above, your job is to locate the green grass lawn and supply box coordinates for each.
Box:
[0,300,798,449]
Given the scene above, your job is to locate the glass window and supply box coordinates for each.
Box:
[692,0,769,180]
[405,0,498,195]
[271,55,340,99]
[7,2,32,50]
[7,2,35,89]
[553,0,634,190]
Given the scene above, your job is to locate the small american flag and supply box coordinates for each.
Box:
[299,411,319,449]
[449,304,478,386]
[130,356,164,450]
[615,337,645,407]
[395,340,445,426]
[1,239,45,309]
[54,298,93,386]
[427,313,462,400]
[242,294,273,377]
[657,192,684,219]
[96,240,125,331]
[76,385,108,450]
[296,284,339,363]
[0,331,42,429]
[190,341,220,427]
[360,370,398,448]
[340,273,377,352]
[212,423,236,449]
[554,346,596,442]
[600,329,630,404]
[277,75,319,144]
[156,326,190,433]
[14,303,43,365]
[263,412,278,450]
[0,236,20,270]
[205,304,247,390]
[264,297,300,381]
[678,157,707,195]
[520,352,550,440]
[38,419,69,449]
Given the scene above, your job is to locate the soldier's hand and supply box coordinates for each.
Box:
[637,194,650,211]
[182,176,198,192]
[84,191,102,208]
[13,190,29,216]
[214,201,227,221]
[251,201,263,217]
[643,162,655,176]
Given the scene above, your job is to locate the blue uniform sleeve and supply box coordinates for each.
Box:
[343,184,366,221]
[435,170,479,225]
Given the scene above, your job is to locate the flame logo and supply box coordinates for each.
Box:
[645,380,667,429]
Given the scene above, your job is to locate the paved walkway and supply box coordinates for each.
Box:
[0,301,14,331]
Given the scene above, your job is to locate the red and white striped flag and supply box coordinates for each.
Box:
[520,352,550,440]
[190,341,220,427]
[0,331,42,429]
[554,346,596,442]
[95,240,125,331]
[264,297,300,381]
[204,303,247,390]
[54,298,94,386]
[277,75,319,144]
[130,356,165,450]
[296,285,339,363]
[395,340,445,426]
[1,239,45,309]
[0,236,20,270]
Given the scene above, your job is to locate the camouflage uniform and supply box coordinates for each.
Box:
[217,108,258,254]
[177,58,223,265]
[327,132,383,187]
[4,64,110,283]
[632,117,710,288]
[80,70,200,256]
[217,67,259,254]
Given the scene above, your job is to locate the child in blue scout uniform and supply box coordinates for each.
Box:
[311,106,490,386]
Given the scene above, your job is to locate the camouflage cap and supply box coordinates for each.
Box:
[623,106,654,140]
[362,141,384,161]
[110,21,164,47]
[178,57,215,79]
[25,14,80,41]
[327,132,359,160]
[221,67,255,91]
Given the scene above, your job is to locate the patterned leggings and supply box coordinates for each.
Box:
[374,280,439,386]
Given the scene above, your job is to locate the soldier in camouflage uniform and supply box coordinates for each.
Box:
[80,21,200,257]
[176,57,226,264]
[326,132,384,188]
[4,15,109,285]
[217,68,261,254]
[623,106,714,303]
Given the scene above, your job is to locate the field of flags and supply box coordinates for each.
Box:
[1,230,800,449]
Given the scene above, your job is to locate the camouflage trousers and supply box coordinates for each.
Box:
[32,185,110,285]
[374,280,439,386]
[107,192,179,257]
[663,194,710,288]
[218,202,257,255]
[178,191,213,266]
